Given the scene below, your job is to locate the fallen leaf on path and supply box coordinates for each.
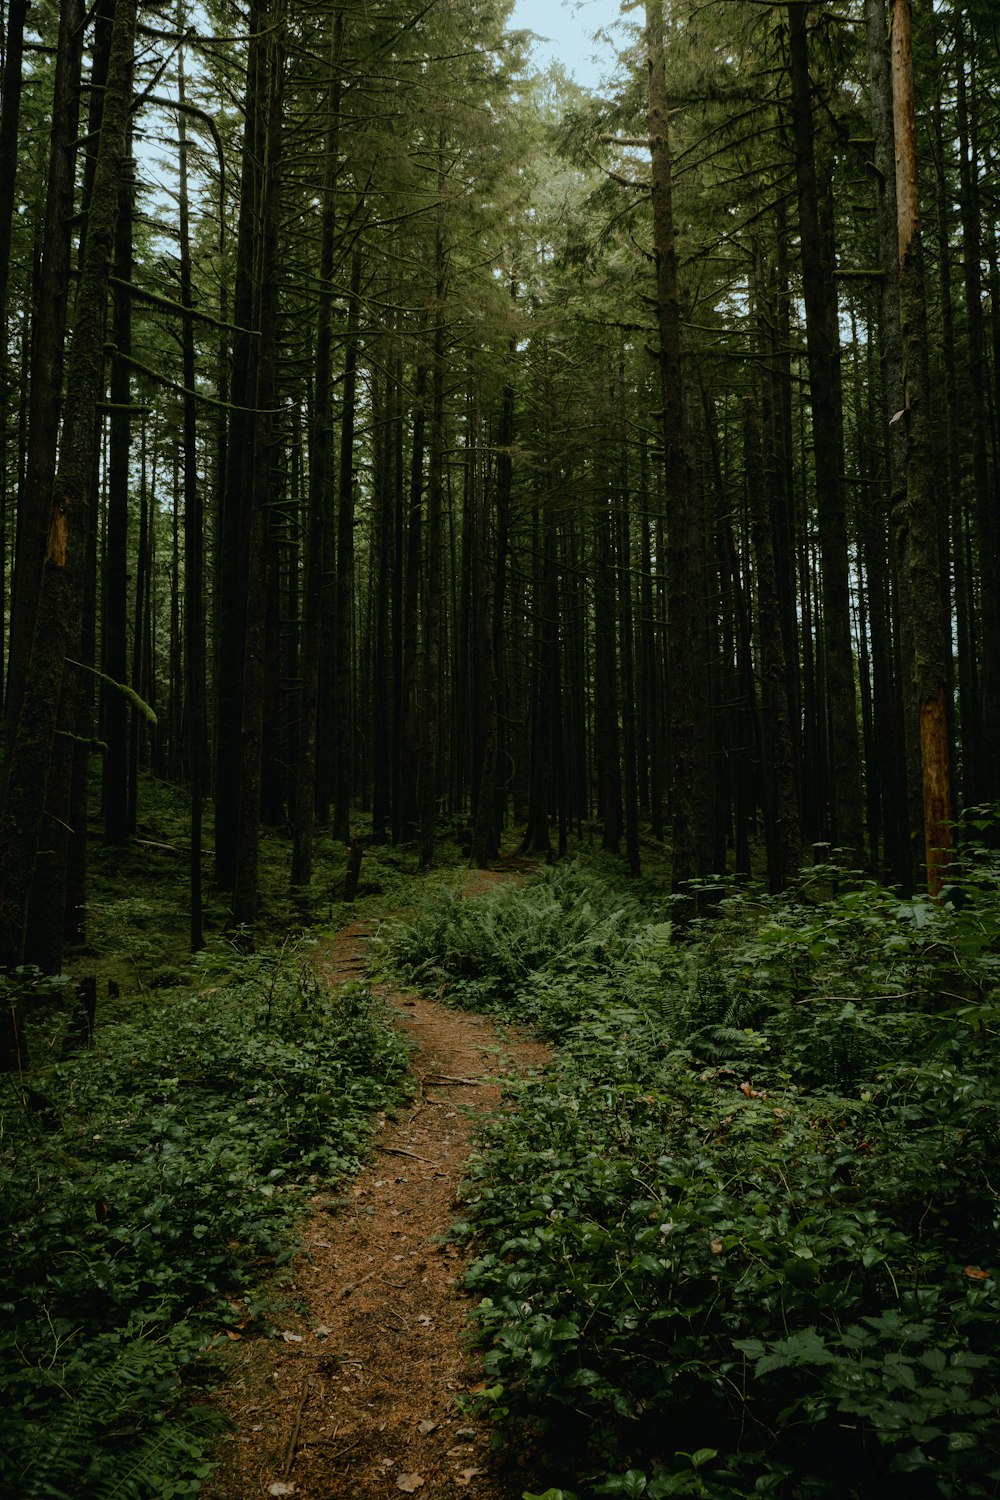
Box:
[416,1314,434,1326]
[417,1419,439,1435]
[396,1475,425,1492]
[268,1485,296,1496]
[455,1468,483,1484]
[280,1331,303,1343]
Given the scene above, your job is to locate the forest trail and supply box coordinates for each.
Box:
[206,871,550,1500]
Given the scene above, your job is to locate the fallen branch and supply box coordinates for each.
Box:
[422,1073,482,1087]
[338,1267,379,1299]
[380,1145,440,1165]
[281,1377,312,1477]
[307,1435,361,1463]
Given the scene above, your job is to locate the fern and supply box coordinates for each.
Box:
[373,862,651,1029]
[14,1337,220,1500]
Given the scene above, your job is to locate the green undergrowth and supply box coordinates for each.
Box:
[0,944,410,1500]
[379,856,1000,1499]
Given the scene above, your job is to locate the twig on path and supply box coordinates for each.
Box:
[306,1435,362,1463]
[422,1073,482,1087]
[281,1377,313,1477]
[380,1145,441,1165]
[339,1267,379,1299]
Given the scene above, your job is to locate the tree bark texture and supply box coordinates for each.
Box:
[787,2,864,861]
[890,0,953,893]
[0,0,137,996]
[645,0,713,900]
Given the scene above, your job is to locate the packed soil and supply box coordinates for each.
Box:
[206,873,550,1500]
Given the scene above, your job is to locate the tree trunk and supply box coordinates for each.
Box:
[890,0,953,893]
[101,123,133,845]
[954,13,1000,806]
[4,0,85,758]
[472,369,514,867]
[645,0,713,902]
[748,263,802,890]
[787,2,864,861]
[178,30,205,946]
[594,482,622,853]
[617,426,641,878]
[232,3,285,933]
[370,359,393,843]
[214,0,267,887]
[333,248,362,843]
[0,0,28,707]
[865,0,915,885]
[0,0,137,1036]
[291,10,341,884]
[419,193,447,871]
[397,353,426,843]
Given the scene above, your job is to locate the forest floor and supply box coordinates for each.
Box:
[205,868,550,1500]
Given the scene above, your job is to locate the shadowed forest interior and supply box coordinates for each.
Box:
[2,1,1000,1497]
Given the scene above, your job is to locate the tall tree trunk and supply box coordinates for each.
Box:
[291,10,341,884]
[0,0,27,707]
[178,29,205,946]
[617,423,640,877]
[397,353,426,843]
[865,0,915,886]
[128,416,150,831]
[955,14,1000,806]
[519,492,553,857]
[26,0,117,973]
[4,0,84,755]
[370,360,393,844]
[101,125,133,844]
[637,431,663,841]
[214,0,267,887]
[594,482,622,853]
[333,248,362,843]
[232,2,285,932]
[472,370,514,867]
[890,0,953,892]
[787,2,864,861]
[419,194,447,871]
[748,259,802,890]
[0,0,137,1047]
[927,16,970,811]
[645,0,713,901]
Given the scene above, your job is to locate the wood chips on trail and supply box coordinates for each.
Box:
[206,886,550,1500]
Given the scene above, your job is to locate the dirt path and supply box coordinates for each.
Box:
[207,888,549,1500]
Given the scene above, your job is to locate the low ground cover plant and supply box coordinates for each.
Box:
[0,943,410,1500]
[372,861,653,1029]
[383,859,1000,1499]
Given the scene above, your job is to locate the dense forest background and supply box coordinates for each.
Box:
[4,4,1000,1497]
[1,0,999,982]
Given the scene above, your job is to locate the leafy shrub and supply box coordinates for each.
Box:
[0,944,410,1499]
[388,855,1000,1497]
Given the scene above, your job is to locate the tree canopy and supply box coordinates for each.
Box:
[1,0,999,961]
